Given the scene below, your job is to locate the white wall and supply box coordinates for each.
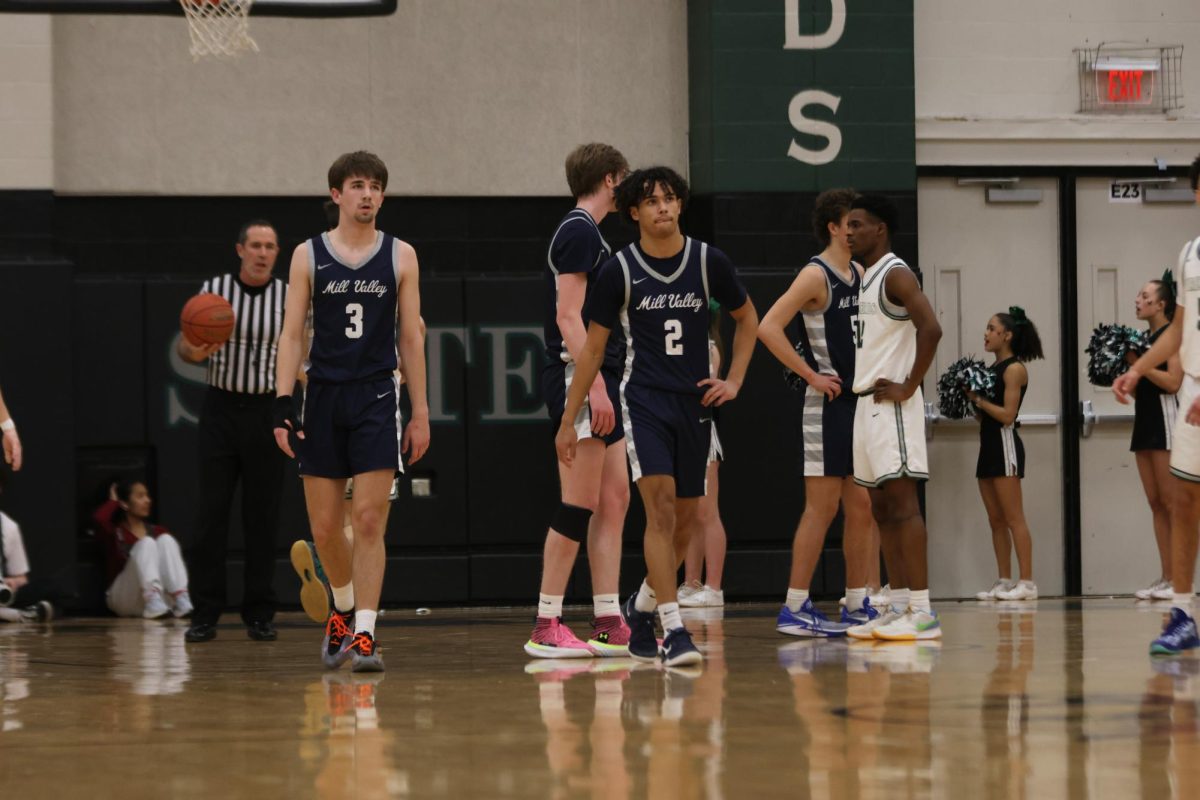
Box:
[915,0,1200,166]
[50,0,688,196]
[0,14,52,189]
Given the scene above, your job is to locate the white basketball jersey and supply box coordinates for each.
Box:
[1177,237,1200,378]
[852,253,917,394]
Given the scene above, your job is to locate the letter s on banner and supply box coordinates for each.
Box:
[784,0,846,50]
[787,90,842,166]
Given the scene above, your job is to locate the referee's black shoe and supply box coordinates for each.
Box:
[246,621,278,641]
[185,622,217,643]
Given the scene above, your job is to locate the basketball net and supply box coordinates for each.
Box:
[178,0,259,60]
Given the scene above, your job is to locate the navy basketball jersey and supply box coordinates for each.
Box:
[305,231,400,383]
[796,257,860,383]
[542,209,623,369]
[587,238,747,395]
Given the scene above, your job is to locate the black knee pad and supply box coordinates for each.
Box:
[551,503,593,542]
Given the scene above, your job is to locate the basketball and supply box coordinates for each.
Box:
[180,293,235,346]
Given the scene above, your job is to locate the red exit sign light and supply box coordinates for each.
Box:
[1094,57,1159,107]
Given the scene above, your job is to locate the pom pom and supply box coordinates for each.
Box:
[1085,323,1149,387]
[936,356,995,420]
[784,340,808,392]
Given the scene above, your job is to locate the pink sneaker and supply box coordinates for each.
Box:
[587,614,631,657]
[523,617,594,659]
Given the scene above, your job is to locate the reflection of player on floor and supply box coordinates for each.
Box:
[526,144,632,660]
[844,194,942,641]
[758,188,877,637]
[1114,154,1200,656]
[274,151,430,672]
[556,167,758,668]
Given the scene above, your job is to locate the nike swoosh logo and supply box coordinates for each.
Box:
[377,391,391,399]
[317,262,333,270]
[632,277,648,284]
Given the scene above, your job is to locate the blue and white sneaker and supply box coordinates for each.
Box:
[776,598,851,638]
[841,597,880,627]
[623,594,659,662]
[660,627,703,667]
[1150,607,1200,656]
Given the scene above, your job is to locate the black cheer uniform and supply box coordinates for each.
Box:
[976,357,1026,479]
[1130,325,1178,452]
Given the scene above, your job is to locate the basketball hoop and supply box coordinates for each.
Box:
[178,0,259,60]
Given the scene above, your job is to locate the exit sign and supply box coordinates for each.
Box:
[1094,56,1159,107]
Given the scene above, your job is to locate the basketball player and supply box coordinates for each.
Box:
[757,188,876,636]
[274,151,430,672]
[0,384,22,472]
[1113,154,1200,656]
[556,167,758,667]
[843,194,942,641]
[526,143,632,659]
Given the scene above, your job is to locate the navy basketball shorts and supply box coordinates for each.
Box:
[542,361,624,447]
[298,374,404,479]
[801,388,855,477]
[622,383,711,498]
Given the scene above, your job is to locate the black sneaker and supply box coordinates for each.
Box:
[660,627,702,667]
[185,622,217,643]
[322,609,355,669]
[623,594,659,662]
[349,631,385,673]
[247,620,278,641]
[19,601,54,623]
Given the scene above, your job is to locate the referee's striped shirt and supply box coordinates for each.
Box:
[199,273,286,395]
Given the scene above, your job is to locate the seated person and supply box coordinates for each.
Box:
[0,504,53,624]
[93,479,192,619]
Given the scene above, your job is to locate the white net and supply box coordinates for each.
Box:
[178,0,259,60]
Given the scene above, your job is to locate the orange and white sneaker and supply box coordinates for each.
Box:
[587,614,631,657]
[524,617,594,659]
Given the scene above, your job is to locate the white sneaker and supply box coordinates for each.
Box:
[847,606,903,640]
[676,580,703,603]
[1151,581,1175,601]
[869,584,891,609]
[142,591,171,620]
[996,581,1038,601]
[172,591,194,619]
[975,579,1015,601]
[679,585,724,608]
[874,608,942,641]
[1135,578,1167,600]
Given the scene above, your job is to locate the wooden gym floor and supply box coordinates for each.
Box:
[0,598,1197,799]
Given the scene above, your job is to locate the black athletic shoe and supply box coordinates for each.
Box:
[323,609,355,669]
[623,594,659,662]
[185,622,217,643]
[19,601,54,623]
[246,621,278,641]
[349,631,385,673]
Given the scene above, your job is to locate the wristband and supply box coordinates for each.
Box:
[272,396,300,432]
[0,419,13,432]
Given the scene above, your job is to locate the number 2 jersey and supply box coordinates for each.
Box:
[305,231,401,383]
[585,237,748,395]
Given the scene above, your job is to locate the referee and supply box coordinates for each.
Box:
[180,220,287,643]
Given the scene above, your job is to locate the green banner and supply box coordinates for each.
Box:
[689,0,915,193]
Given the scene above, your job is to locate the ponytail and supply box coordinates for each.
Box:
[995,306,1044,362]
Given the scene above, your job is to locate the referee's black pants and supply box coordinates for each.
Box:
[191,388,286,626]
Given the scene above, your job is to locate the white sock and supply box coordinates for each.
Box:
[538,593,564,620]
[635,580,657,613]
[593,593,619,618]
[355,609,378,637]
[845,587,867,613]
[890,587,910,612]
[342,524,354,541]
[910,589,932,613]
[332,582,355,613]
[1173,593,1193,615]
[785,588,809,612]
[658,602,682,632]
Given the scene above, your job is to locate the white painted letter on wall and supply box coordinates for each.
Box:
[784,0,846,50]
[787,90,842,165]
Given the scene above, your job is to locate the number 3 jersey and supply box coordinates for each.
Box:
[586,237,748,395]
[305,231,401,383]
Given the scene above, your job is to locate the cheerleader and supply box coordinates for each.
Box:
[1129,274,1181,601]
[968,307,1044,601]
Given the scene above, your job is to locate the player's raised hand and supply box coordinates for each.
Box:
[808,372,842,401]
[587,379,615,437]
[403,416,431,464]
[272,396,303,458]
[2,428,22,472]
[698,377,741,407]
[555,420,579,467]
[1112,367,1140,404]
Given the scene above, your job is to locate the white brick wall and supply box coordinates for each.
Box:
[0,14,52,189]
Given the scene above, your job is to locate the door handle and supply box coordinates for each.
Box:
[925,402,1059,440]
[1080,399,1135,438]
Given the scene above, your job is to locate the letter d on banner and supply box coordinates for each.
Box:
[787,90,842,165]
[784,0,846,50]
